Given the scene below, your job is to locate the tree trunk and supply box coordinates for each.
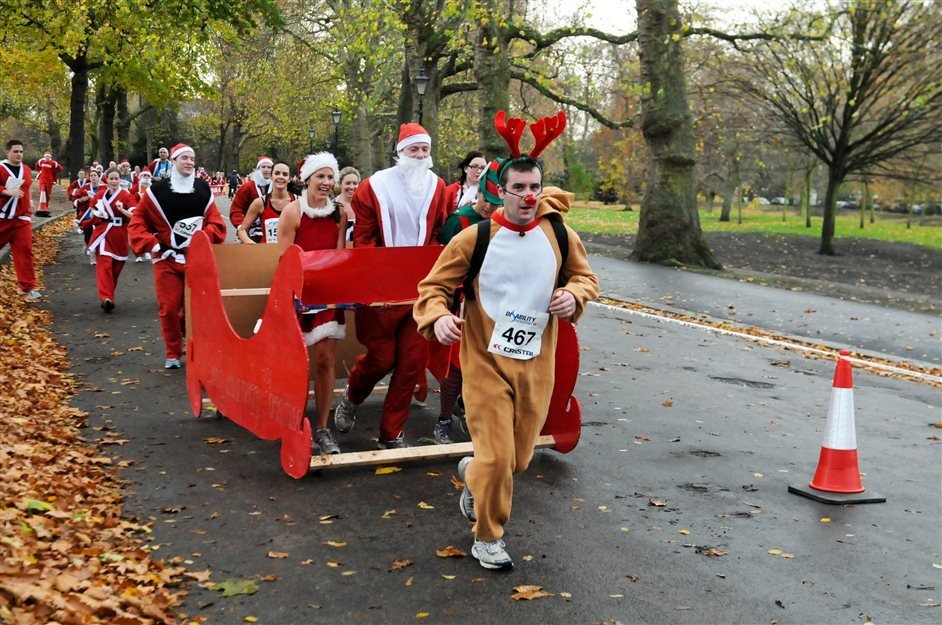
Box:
[232,120,244,170]
[98,82,116,164]
[631,0,718,268]
[216,120,230,172]
[45,112,62,159]
[476,0,511,157]
[65,54,89,177]
[353,105,374,175]
[115,87,130,159]
[819,169,841,255]
[803,166,813,228]
[719,176,736,222]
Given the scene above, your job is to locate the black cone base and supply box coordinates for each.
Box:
[788,483,885,504]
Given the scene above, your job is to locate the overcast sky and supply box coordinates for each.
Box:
[541,0,782,33]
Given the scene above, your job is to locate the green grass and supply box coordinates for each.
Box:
[567,201,942,250]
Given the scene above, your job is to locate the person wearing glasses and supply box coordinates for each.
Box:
[443,151,487,213]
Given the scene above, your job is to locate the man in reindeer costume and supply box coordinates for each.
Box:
[413,111,599,570]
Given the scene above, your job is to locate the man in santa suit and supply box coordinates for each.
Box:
[332,123,448,448]
[228,156,273,237]
[118,160,135,191]
[146,147,173,180]
[34,150,62,217]
[0,140,41,298]
[129,143,227,369]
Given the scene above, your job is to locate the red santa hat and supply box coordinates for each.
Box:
[170,143,194,160]
[396,123,431,152]
[256,156,273,168]
[299,152,339,183]
[120,159,130,166]
[139,169,152,178]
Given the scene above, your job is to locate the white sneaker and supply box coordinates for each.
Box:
[164,358,181,369]
[333,386,359,432]
[134,256,143,263]
[23,289,42,300]
[143,252,152,260]
[458,456,475,521]
[472,539,513,571]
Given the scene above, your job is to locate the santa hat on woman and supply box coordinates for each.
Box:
[396,123,431,152]
[299,152,340,183]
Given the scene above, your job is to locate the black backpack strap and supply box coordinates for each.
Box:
[461,219,492,301]
[549,218,569,288]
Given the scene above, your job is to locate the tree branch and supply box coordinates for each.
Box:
[511,69,635,129]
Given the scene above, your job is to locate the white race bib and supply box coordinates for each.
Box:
[263,217,279,243]
[487,303,548,361]
[171,215,203,249]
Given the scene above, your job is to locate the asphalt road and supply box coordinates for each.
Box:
[28,192,940,625]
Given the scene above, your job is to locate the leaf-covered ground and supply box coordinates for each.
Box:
[0,219,187,624]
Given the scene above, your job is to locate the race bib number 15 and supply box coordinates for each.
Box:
[487,303,548,361]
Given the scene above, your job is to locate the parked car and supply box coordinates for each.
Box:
[753,197,771,205]
[771,197,787,205]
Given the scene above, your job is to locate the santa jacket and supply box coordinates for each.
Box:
[229,179,269,227]
[83,187,137,259]
[35,159,62,183]
[350,173,448,248]
[0,161,33,221]
[129,178,226,264]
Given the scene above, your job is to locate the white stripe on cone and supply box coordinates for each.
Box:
[821,387,857,450]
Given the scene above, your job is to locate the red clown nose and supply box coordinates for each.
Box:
[523,193,538,207]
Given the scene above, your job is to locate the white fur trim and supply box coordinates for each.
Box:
[300,152,339,182]
[171,145,194,159]
[302,320,345,345]
[396,133,431,152]
[300,194,337,219]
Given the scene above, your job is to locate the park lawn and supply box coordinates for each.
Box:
[567,202,942,250]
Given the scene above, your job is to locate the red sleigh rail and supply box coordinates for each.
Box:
[184,230,583,478]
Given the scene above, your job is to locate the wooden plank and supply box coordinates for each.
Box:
[201,384,391,408]
[221,287,272,297]
[308,435,557,471]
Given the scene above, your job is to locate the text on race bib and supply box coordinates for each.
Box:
[171,216,204,248]
[487,304,549,361]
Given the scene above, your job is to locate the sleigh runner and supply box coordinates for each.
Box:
[184,230,583,478]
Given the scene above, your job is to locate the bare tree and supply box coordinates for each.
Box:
[731,0,942,254]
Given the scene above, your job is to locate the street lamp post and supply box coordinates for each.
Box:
[332,108,341,152]
[308,126,315,153]
[415,68,429,125]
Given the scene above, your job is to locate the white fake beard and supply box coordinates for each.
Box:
[170,168,195,194]
[396,155,434,197]
[250,169,270,188]
[139,179,152,190]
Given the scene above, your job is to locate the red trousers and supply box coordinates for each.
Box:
[38,181,53,211]
[348,305,428,441]
[153,260,187,359]
[95,255,125,302]
[0,218,36,292]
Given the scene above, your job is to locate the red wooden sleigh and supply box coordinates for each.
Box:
[184,230,583,478]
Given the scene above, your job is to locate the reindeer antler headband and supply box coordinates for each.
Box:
[493,109,567,178]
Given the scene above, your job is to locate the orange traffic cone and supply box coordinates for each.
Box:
[789,350,885,504]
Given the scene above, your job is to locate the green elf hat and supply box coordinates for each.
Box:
[478,157,505,206]
[493,110,567,181]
